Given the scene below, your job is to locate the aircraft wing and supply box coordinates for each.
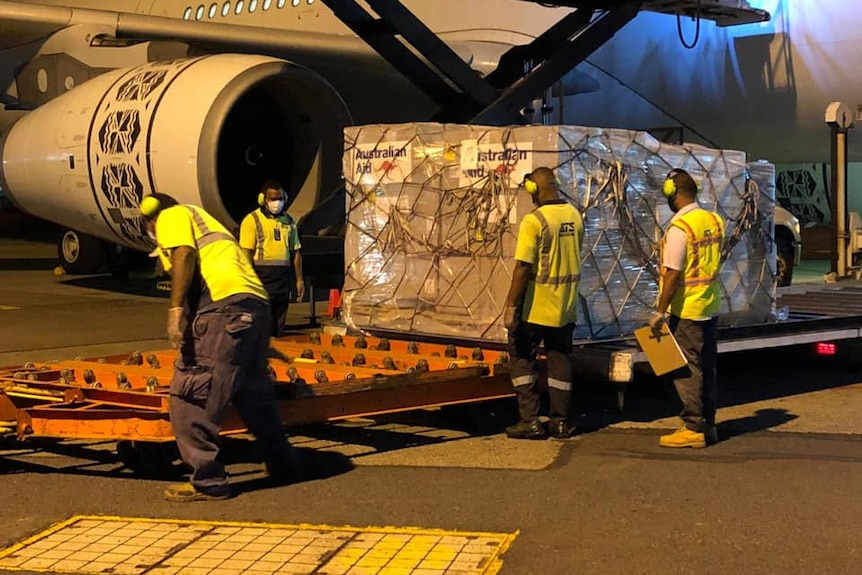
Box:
[0,0,382,65]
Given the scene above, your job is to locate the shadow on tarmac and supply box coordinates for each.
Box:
[61,274,167,298]
[0,438,354,494]
[0,257,57,271]
[230,447,355,495]
[574,344,859,436]
[717,408,798,440]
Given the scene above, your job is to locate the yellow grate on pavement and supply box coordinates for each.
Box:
[0,516,517,575]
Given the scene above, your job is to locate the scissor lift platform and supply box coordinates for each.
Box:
[0,334,514,448]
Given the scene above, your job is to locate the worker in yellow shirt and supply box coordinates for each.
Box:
[239,180,304,337]
[649,168,724,448]
[504,167,583,440]
[141,193,300,502]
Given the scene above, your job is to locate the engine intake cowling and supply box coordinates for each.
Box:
[0,54,351,250]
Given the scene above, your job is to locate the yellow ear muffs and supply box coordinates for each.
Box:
[140,196,162,218]
[662,178,677,198]
[258,193,266,207]
[524,177,538,195]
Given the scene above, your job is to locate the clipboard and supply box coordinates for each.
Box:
[634,324,689,376]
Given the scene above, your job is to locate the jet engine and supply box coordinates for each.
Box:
[0,54,351,271]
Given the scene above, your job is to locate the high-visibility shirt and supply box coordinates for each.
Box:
[155,205,268,310]
[239,209,302,294]
[514,200,583,327]
[662,206,724,320]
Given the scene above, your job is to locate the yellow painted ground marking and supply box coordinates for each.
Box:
[0,516,518,575]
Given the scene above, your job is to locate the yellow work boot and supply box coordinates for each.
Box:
[659,428,706,448]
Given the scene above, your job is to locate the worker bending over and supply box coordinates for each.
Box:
[504,167,584,440]
[649,169,724,448]
[239,180,304,337]
[141,193,300,501]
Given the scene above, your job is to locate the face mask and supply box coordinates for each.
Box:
[266,200,284,214]
[667,197,678,213]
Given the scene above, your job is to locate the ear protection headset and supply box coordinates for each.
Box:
[522,172,562,196]
[662,169,702,199]
[140,195,161,218]
[258,189,285,207]
[662,177,678,198]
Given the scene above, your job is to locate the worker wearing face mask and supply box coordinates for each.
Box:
[239,180,304,337]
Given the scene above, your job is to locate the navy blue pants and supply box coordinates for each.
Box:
[169,296,294,493]
[268,291,290,337]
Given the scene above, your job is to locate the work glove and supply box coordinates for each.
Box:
[648,310,668,332]
[504,305,519,332]
[167,307,187,349]
[296,280,305,302]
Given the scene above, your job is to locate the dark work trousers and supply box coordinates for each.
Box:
[268,291,290,337]
[507,321,575,424]
[668,315,718,433]
[169,296,295,493]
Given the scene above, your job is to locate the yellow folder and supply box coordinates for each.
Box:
[634,324,689,376]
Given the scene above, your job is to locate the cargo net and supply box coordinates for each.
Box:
[343,123,777,343]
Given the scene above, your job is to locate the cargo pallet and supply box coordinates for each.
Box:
[0,333,515,472]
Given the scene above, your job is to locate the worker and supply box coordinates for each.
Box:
[239,180,304,337]
[649,168,724,448]
[140,193,300,501]
[503,167,583,440]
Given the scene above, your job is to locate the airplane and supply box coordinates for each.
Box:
[0,0,828,285]
[0,0,581,277]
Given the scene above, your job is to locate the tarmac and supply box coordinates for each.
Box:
[0,237,860,575]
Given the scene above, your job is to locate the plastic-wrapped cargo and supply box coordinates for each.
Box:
[343,123,776,343]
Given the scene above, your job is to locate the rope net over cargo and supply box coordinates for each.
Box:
[343,123,777,343]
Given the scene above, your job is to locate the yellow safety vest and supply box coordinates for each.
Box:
[516,202,583,327]
[664,208,724,319]
[239,209,301,267]
[155,205,268,305]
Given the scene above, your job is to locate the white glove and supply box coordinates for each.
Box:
[167,307,186,349]
[648,310,667,331]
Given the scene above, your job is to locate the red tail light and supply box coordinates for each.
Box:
[816,342,837,356]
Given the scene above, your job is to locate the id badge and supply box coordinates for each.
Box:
[274,226,282,241]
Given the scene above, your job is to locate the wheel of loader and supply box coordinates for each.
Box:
[776,233,794,287]
[116,440,182,478]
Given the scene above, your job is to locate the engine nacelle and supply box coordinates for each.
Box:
[0,54,351,251]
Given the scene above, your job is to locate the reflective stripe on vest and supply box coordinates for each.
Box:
[252,211,265,263]
[531,209,581,286]
[672,211,724,286]
[250,210,292,266]
[664,207,724,319]
[186,206,236,249]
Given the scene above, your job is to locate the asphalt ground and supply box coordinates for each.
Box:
[0,238,860,575]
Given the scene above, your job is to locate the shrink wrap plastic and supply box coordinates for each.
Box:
[343,123,776,342]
